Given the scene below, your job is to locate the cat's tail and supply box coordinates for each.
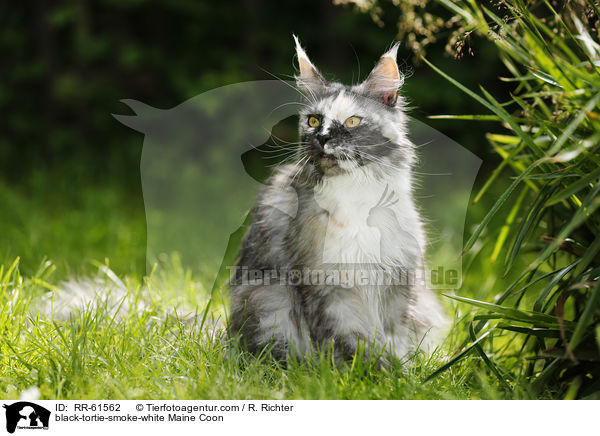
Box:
[34,272,223,336]
[36,275,143,321]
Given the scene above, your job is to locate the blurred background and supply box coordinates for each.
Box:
[0,0,508,278]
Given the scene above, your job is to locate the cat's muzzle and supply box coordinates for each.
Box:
[318,154,338,171]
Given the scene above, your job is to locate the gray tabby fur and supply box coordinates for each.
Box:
[229,37,446,363]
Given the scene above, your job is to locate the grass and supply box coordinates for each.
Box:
[0,164,541,400]
[0,167,551,400]
[1,254,545,400]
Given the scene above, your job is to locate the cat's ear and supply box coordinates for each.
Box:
[293,35,325,89]
[362,43,403,106]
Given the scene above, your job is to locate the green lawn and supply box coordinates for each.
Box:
[1,255,537,400]
[0,169,557,400]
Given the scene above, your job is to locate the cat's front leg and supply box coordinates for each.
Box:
[230,283,310,361]
[302,286,386,362]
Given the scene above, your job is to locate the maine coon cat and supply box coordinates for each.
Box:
[230,37,446,362]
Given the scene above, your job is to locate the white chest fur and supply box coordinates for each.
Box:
[310,168,422,267]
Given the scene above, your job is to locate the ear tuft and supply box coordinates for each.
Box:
[293,35,325,88]
[381,42,401,62]
[363,42,403,106]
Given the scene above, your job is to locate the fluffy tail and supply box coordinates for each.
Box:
[38,275,141,321]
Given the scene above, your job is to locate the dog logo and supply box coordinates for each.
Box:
[3,402,50,434]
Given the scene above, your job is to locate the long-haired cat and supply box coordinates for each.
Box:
[230,37,446,363]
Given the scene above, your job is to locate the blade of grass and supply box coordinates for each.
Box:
[547,93,600,156]
[462,159,543,256]
[469,322,513,390]
[444,294,575,328]
[504,185,554,275]
[491,186,529,262]
[532,261,578,312]
[569,280,600,351]
[530,181,600,271]
[424,330,492,382]
[545,166,600,206]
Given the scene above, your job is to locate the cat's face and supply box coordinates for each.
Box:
[292,37,414,181]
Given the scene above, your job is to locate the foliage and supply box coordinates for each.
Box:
[0,0,504,179]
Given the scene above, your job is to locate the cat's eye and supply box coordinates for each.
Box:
[308,116,320,128]
[345,116,361,128]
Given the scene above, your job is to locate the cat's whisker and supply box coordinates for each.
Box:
[250,143,308,154]
[260,143,311,151]
[266,154,304,168]
[352,138,394,148]
[364,153,449,176]
[269,101,313,113]
[258,67,317,106]
[361,153,408,173]
[413,139,434,149]
[262,152,304,163]
[258,145,311,154]
[412,170,452,176]
[289,155,311,185]
[268,133,311,147]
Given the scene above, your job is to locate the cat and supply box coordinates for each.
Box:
[229,36,446,363]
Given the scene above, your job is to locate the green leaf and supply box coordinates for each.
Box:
[532,261,578,312]
[427,114,502,121]
[424,330,492,382]
[491,186,529,262]
[472,137,527,205]
[547,93,600,156]
[496,324,561,338]
[545,166,600,206]
[504,186,554,275]
[469,322,512,390]
[462,159,543,256]
[443,294,575,329]
[574,234,600,277]
[528,68,561,87]
[530,181,600,271]
[569,280,600,351]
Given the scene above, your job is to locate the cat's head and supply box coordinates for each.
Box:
[292,36,414,182]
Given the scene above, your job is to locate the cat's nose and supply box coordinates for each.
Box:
[316,134,331,148]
